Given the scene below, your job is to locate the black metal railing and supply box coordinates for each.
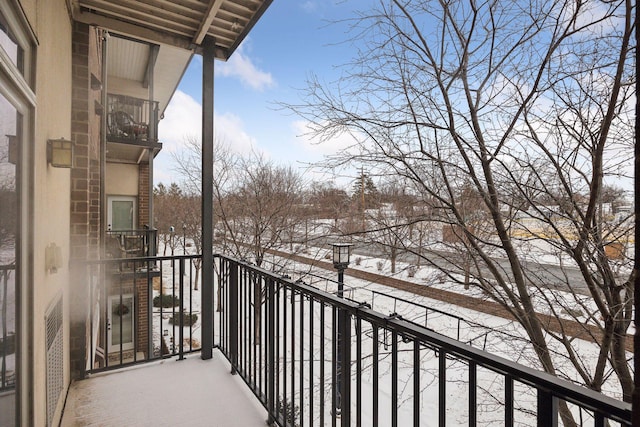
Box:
[105,228,158,260]
[106,94,159,144]
[215,255,631,427]
[0,264,15,392]
[289,272,504,351]
[85,255,201,373]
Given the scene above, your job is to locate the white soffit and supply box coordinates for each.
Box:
[107,36,149,82]
[72,0,275,60]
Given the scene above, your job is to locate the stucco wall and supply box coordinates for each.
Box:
[106,163,139,196]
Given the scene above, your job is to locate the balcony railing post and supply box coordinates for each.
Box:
[537,389,558,427]
[229,260,239,374]
[178,258,185,361]
[266,277,276,425]
[1,267,10,389]
[148,228,157,257]
[340,309,351,427]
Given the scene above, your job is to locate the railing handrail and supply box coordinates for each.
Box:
[83,254,201,266]
[106,228,157,233]
[217,254,631,424]
[370,288,466,322]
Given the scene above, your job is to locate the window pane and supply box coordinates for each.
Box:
[112,201,134,230]
[0,10,23,73]
[110,295,134,350]
[0,91,19,426]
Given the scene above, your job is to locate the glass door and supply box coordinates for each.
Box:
[107,294,135,353]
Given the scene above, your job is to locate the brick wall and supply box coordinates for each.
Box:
[69,21,91,379]
[138,162,150,227]
[70,23,103,379]
[70,22,90,262]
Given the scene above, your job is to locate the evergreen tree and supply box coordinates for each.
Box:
[351,173,379,210]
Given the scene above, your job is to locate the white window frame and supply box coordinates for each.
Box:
[107,293,135,353]
[0,2,36,425]
[107,196,137,231]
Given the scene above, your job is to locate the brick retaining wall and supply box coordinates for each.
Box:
[269,248,632,352]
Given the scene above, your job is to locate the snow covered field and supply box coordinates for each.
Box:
[149,240,629,426]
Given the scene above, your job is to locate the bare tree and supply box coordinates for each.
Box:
[228,154,304,267]
[370,208,412,274]
[181,194,202,290]
[308,181,350,232]
[172,137,305,324]
[172,136,305,265]
[154,183,185,255]
[287,0,635,419]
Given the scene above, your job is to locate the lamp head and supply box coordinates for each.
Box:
[331,243,351,270]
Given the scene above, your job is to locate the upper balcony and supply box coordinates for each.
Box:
[1,264,15,393]
[106,94,162,164]
[105,228,158,260]
[60,254,631,426]
[0,264,16,427]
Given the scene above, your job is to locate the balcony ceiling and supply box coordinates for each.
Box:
[71,0,274,114]
[71,0,273,59]
[106,140,162,164]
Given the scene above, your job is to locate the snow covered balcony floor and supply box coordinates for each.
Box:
[60,350,267,427]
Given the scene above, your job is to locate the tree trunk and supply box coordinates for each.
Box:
[390,247,396,274]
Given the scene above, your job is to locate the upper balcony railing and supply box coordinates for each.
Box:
[105,228,158,260]
[0,264,15,393]
[85,254,201,372]
[106,94,159,145]
[82,253,631,426]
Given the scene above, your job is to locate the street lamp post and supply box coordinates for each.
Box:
[331,243,351,417]
[169,225,175,256]
[182,223,187,255]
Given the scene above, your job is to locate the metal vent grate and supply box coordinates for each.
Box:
[46,296,63,427]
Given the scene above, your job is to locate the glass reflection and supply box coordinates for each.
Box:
[0,91,18,426]
[0,10,23,73]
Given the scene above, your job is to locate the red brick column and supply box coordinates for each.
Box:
[69,21,91,379]
[138,162,150,227]
[70,23,103,379]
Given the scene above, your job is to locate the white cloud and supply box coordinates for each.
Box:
[155,90,261,184]
[301,1,317,13]
[159,90,257,154]
[216,44,274,91]
[290,120,359,156]
[214,112,257,155]
[158,90,202,151]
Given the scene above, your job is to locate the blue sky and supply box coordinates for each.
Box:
[155,1,367,186]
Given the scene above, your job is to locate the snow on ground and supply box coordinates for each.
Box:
[151,252,203,358]
[151,238,628,426]
[269,244,629,401]
[61,350,268,427]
